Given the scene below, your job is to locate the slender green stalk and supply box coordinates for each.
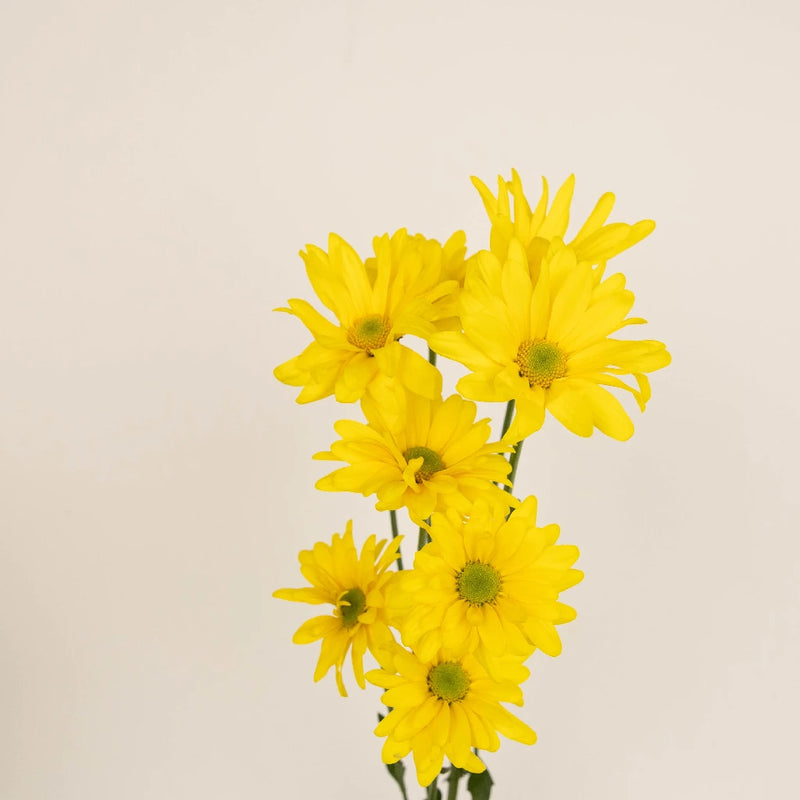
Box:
[417,523,430,550]
[396,773,409,800]
[500,399,515,438]
[417,343,438,551]
[389,509,404,571]
[504,437,524,494]
[417,347,436,552]
[447,765,464,800]
[426,775,439,800]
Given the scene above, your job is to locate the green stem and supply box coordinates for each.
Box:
[417,522,430,550]
[389,510,404,571]
[501,399,515,438]
[504,437,524,495]
[447,765,464,800]
[426,775,439,800]
[396,771,409,800]
[414,345,439,551]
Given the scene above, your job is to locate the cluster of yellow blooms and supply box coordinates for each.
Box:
[273,171,670,793]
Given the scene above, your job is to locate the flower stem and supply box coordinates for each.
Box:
[395,771,409,800]
[501,399,515,438]
[418,345,438,549]
[417,521,430,550]
[447,765,464,800]
[505,438,524,495]
[389,510,404,571]
[426,775,439,800]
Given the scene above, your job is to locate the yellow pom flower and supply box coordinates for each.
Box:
[274,230,460,404]
[273,522,402,696]
[314,386,516,526]
[367,644,537,787]
[472,168,656,269]
[431,238,671,442]
[391,498,582,672]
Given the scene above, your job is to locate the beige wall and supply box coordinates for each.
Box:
[1,1,798,798]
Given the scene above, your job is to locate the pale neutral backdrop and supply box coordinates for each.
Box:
[1,1,798,798]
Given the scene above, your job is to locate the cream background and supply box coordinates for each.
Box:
[1,1,798,798]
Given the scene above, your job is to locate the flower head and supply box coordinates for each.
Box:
[364,229,467,331]
[273,522,402,696]
[368,644,536,787]
[432,238,671,442]
[391,497,583,673]
[274,230,460,404]
[472,169,656,269]
[314,386,515,525]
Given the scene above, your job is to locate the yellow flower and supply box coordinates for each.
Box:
[431,238,671,442]
[273,522,402,696]
[314,386,515,526]
[364,229,467,331]
[367,644,537,787]
[391,498,582,673]
[274,230,459,404]
[472,168,656,270]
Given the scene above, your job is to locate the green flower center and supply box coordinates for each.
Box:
[339,587,367,628]
[403,446,446,482]
[515,339,567,388]
[427,661,471,703]
[347,314,391,354]
[456,561,502,606]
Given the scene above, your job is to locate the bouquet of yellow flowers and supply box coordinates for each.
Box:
[273,170,670,799]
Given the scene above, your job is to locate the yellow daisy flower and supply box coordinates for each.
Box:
[273,522,402,696]
[313,386,515,526]
[431,238,671,442]
[274,230,459,404]
[367,644,537,787]
[390,497,583,674]
[472,168,656,270]
[364,228,467,331]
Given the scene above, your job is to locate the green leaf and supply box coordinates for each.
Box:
[467,768,493,800]
[385,760,409,800]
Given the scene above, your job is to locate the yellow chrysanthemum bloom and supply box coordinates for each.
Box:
[431,238,671,442]
[274,230,460,404]
[367,644,537,787]
[313,386,515,526]
[273,522,402,696]
[391,498,582,673]
[472,168,655,270]
[364,229,467,332]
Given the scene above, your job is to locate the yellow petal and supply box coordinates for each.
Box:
[538,174,574,240]
[570,191,615,246]
[328,233,373,321]
[272,587,330,605]
[545,380,595,437]
[383,681,430,708]
[503,388,546,443]
[582,383,635,440]
[395,696,440,740]
[547,263,593,342]
[291,615,340,644]
[280,298,344,347]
